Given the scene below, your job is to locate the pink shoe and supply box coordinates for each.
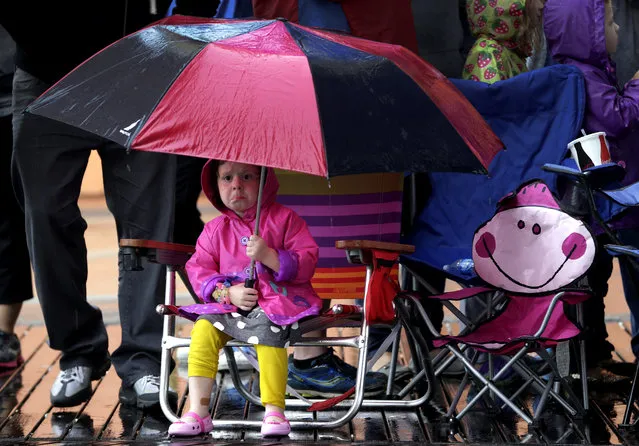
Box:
[260,411,291,437]
[168,411,213,436]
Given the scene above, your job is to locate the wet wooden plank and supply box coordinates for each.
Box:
[0,326,58,439]
[384,410,427,442]
[28,325,121,440]
[316,409,353,442]
[350,410,389,442]
[608,320,634,362]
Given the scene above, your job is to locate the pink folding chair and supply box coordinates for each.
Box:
[417,180,596,428]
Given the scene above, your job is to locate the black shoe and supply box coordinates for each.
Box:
[598,359,637,378]
[586,366,632,390]
[119,375,177,409]
[50,359,111,407]
[0,331,22,368]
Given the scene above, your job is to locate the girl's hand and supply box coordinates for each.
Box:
[246,235,273,263]
[228,284,258,311]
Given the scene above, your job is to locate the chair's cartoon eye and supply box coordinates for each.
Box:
[517,220,525,229]
[532,223,541,235]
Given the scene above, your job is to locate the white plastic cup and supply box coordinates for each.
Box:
[567,132,612,171]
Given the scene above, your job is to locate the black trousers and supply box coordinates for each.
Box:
[173,156,205,246]
[0,113,32,305]
[12,68,176,386]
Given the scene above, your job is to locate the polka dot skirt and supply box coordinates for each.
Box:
[199,307,295,348]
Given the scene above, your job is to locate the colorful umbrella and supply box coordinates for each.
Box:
[26,16,502,177]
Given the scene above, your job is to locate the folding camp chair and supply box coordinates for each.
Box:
[415,179,595,429]
[120,171,438,430]
[542,161,639,429]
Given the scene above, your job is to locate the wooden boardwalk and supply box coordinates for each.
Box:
[0,319,637,445]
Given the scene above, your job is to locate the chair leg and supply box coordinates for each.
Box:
[445,345,533,424]
[395,297,435,400]
[621,361,639,426]
[160,267,179,422]
[576,304,589,412]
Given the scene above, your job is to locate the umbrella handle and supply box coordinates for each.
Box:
[236,278,257,317]
[239,166,267,317]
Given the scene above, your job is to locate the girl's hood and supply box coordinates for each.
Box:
[467,0,528,50]
[544,0,610,70]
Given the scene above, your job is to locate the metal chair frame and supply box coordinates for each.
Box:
[121,238,437,430]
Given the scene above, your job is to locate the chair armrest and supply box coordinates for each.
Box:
[335,240,415,254]
[119,238,195,269]
[542,162,625,189]
[335,240,415,266]
[605,244,639,259]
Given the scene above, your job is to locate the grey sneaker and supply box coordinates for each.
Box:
[119,375,177,409]
[50,359,110,407]
[50,366,98,407]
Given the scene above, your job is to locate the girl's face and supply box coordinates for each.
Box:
[605,1,620,54]
[217,162,260,217]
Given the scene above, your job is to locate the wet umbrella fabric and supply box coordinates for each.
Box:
[27,16,503,177]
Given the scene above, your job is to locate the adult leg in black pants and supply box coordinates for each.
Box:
[0,26,31,371]
[173,156,206,246]
[12,67,176,408]
[577,233,631,384]
[0,114,32,369]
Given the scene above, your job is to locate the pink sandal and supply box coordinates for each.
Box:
[168,411,213,436]
[260,411,291,437]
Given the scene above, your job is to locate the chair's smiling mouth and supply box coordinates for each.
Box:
[484,238,577,289]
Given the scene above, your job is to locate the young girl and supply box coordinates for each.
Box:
[463,0,546,83]
[544,0,639,372]
[168,160,322,437]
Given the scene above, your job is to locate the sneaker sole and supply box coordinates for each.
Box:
[286,387,386,398]
[119,387,178,409]
[51,386,94,408]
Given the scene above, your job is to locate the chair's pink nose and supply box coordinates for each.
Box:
[475,232,496,258]
[562,232,587,259]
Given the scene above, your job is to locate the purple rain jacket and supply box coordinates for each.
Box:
[545,0,639,229]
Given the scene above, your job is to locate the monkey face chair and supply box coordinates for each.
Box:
[417,180,596,429]
[120,172,438,430]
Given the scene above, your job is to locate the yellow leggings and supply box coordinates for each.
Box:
[188,319,288,409]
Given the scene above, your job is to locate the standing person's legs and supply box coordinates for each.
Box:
[615,228,639,361]
[12,68,111,406]
[173,155,205,245]
[99,146,177,407]
[0,113,31,367]
[580,234,615,367]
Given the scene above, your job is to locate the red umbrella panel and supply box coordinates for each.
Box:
[27,16,503,177]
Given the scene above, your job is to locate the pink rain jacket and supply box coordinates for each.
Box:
[184,160,322,325]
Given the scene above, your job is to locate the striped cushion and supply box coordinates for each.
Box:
[276,171,403,299]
